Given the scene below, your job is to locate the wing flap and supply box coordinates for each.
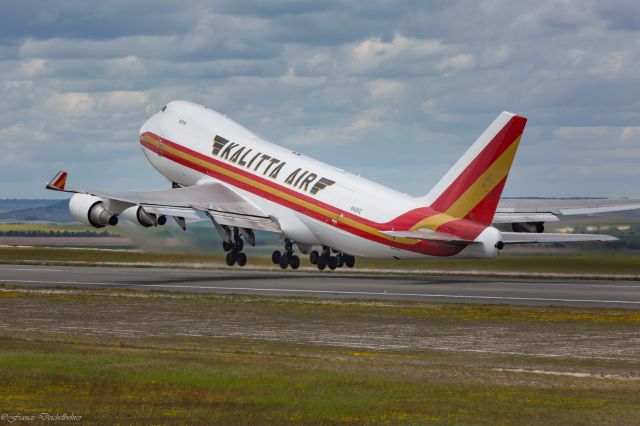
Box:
[208,212,281,233]
[141,206,203,221]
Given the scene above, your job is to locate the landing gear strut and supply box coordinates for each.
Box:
[224,227,247,267]
[272,238,300,270]
[312,246,355,271]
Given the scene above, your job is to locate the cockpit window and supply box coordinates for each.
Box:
[161,105,167,112]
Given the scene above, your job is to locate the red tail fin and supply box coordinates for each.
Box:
[420,112,527,226]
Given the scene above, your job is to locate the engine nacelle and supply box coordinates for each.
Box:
[456,226,504,258]
[69,194,118,228]
[512,222,544,233]
[121,206,165,227]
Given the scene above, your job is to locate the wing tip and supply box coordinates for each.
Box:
[46,171,68,191]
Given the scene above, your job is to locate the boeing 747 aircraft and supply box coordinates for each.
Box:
[47,101,640,270]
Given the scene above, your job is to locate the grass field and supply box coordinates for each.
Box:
[1,246,639,277]
[0,223,119,235]
[0,287,639,425]
[0,223,98,232]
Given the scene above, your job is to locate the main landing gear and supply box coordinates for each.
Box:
[271,240,356,271]
[223,227,247,267]
[309,246,355,271]
[272,238,300,270]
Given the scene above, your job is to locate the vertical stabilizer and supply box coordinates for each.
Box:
[419,112,527,226]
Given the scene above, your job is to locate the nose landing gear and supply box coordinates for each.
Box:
[272,238,300,270]
[223,227,247,267]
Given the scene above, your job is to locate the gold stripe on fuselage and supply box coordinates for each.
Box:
[143,134,420,245]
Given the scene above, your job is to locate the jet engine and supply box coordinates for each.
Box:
[511,222,545,233]
[69,194,118,228]
[121,206,166,227]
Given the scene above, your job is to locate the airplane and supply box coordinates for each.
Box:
[46,100,640,270]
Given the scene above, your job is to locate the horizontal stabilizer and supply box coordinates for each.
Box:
[381,229,477,245]
[501,232,617,244]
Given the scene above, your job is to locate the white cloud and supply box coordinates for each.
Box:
[97,91,150,112]
[279,67,326,87]
[479,45,510,67]
[622,127,640,141]
[344,108,386,135]
[280,127,331,146]
[552,126,640,143]
[367,79,406,100]
[45,92,95,117]
[19,59,48,78]
[1,1,640,198]
[434,53,476,73]
[350,34,446,73]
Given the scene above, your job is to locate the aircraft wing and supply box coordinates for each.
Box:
[501,232,617,244]
[494,198,640,224]
[46,171,281,232]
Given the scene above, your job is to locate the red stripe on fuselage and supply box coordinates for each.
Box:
[140,132,478,256]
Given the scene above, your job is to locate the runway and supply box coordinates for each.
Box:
[1,264,640,308]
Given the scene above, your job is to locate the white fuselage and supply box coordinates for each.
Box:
[139,101,494,259]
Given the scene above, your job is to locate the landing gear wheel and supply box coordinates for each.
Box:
[279,254,289,269]
[225,251,237,266]
[317,255,327,270]
[336,254,344,268]
[237,252,247,267]
[290,255,300,270]
[272,250,281,264]
[309,250,319,265]
[234,238,243,252]
[344,255,355,268]
[222,241,233,252]
[327,256,338,270]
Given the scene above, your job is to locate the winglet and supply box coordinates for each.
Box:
[46,171,68,191]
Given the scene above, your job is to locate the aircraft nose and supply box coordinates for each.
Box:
[139,108,161,139]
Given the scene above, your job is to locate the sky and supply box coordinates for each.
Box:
[1,0,639,199]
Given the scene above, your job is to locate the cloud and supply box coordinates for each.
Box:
[367,79,406,100]
[344,108,386,135]
[349,34,447,73]
[45,92,94,116]
[434,53,476,73]
[19,58,48,77]
[1,1,640,198]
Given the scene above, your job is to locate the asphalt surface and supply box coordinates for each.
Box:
[1,264,640,308]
